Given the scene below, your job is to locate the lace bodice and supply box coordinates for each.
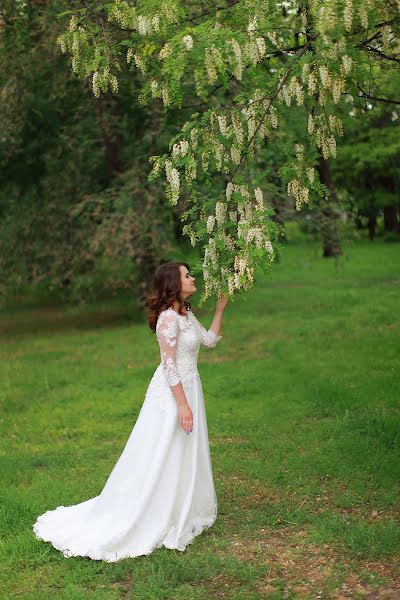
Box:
[156,308,222,387]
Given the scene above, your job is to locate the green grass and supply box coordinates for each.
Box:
[1,237,399,599]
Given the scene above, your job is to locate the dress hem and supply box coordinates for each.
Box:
[32,511,217,563]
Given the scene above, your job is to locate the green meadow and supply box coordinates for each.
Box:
[1,236,399,599]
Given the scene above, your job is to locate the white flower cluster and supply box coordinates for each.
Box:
[92,71,100,97]
[308,113,315,135]
[204,46,223,84]
[69,15,78,32]
[159,43,171,60]
[319,66,331,89]
[190,127,198,149]
[341,54,353,75]
[247,16,257,33]
[241,105,256,141]
[58,34,67,54]
[184,160,197,183]
[288,179,310,211]
[246,227,264,248]
[231,113,244,145]
[182,224,197,247]
[215,201,226,224]
[234,255,248,275]
[244,37,266,65]
[328,115,344,136]
[218,115,228,136]
[207,215,215,233]
[279,77,304,107]
[108,0,137,30]
[223,233,236,251]
[265,239,274,259]
[358,6,368,29]
[137,15,159,35]
[226,181,249,202]
[343,0,353,31]
[150,80,158,95]
[230,146,241,164]
[267,106,278,129]
[256,37,266,57]
[308,72,317,95]
[172,139,189,157]
[267,31,279,47]
[134,54,145,73]
[165,160,180,204]
[204,238,218,268]
[254,188,263,211]
[317,1,336,33]
[182,35,193,50]
[228,39,243,80]
[92,68,118,97]
[161,84,170,106]
[316,126,337,159]
[295,144,304,161]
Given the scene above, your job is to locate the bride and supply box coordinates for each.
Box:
[32,261,228,561]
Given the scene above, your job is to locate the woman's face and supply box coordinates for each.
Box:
[179,265,196,298]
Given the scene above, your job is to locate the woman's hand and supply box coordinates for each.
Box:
[178,403,193,434]
[216,294,229,312]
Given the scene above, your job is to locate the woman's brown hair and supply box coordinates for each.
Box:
[145,261,193,332]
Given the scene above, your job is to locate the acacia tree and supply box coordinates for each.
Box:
[57,0,400,303]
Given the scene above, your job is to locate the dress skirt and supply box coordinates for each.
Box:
[32,364,218,562]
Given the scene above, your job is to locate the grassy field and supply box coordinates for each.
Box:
[1,237,399,599]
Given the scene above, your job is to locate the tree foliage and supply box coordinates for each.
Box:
[0,1,175,303]
[57,0,400,302]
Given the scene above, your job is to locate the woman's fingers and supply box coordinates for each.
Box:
[180,418,193,433]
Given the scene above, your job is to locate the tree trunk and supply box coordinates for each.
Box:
[368,211,377,241]
[93,95,124,186]
[316,153,343,257]
[383,205,398,232]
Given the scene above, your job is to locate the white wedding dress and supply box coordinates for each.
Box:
[32,307,222,562]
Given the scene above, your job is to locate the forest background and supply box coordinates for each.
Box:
[0,0,399,308]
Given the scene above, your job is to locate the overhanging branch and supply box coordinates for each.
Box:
[356,84,400,105]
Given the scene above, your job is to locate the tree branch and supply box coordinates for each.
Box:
[356,84,400,105]
[362,44,400,64]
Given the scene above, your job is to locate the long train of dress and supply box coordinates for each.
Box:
[32,307,222,561]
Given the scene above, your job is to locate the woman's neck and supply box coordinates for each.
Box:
[172,299,188,314]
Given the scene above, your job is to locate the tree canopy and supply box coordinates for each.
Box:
[56,0,400,301]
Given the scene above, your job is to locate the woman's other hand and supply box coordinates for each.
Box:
[178,403,193,434]
[216,294,229,312]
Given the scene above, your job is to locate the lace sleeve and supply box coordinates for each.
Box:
[156,312,182,387]
[192,313,222,348]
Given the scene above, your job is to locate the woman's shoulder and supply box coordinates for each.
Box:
[160,306,192,317]
[156,307,182,327]
[156,307,192,329]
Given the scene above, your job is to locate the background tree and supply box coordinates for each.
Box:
[0,0,181,305]
[333,107,400,241]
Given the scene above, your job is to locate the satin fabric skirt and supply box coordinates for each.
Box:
[32,365,218,562]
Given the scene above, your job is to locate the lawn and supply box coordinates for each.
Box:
[1,237,399,599]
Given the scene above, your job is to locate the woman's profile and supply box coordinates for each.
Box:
[32,261,228,561]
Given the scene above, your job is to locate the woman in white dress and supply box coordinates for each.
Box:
[32,261,228,561]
